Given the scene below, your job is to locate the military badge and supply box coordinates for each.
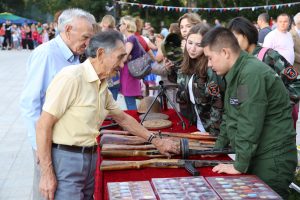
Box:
[229,97,239,105]
[207,82,220,96]
[284,66,298,80]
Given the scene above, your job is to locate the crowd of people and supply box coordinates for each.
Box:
[18,7,300,200]
[0,20,56,50]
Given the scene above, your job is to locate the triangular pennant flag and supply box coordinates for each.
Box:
[276,5,280,9]
[175,7,179,12]
[179,7,183,12]
[252,7,255,11]
[288,3,291,7]
[142,4,147,8]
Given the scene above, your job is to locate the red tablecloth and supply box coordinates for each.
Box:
[94,109,231,200]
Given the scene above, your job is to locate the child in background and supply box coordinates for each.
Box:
[12,31,20,49]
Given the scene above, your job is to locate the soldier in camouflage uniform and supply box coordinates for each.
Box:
[228,17,300,105]
[167,24,224,136]
[176,68,224,136]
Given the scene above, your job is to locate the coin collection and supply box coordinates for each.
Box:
[206,176,282,200]
[108,181,157,200]
[152,176,220,200]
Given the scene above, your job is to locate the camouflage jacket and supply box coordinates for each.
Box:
[176,68,225,136]
[253,45,300,105]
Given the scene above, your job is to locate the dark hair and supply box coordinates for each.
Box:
[227,17,258,45]
[169,23,180,35]
[86,30,124,58]
[258,13,269,23]
[277,13,290,21]
[201,27,240,54]
[181,23,210,77]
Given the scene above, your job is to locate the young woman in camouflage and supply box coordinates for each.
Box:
[175,24,224,136]
[228,17,300,106]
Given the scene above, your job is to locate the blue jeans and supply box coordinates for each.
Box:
[124,96,137,110]
[108,85,119,101]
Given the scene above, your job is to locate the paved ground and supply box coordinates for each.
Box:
[0,50,132,200]
[0,50,33,199]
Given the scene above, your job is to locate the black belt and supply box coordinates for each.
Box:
[52,143,98,154]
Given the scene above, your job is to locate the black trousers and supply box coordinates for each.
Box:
[2,34,12,47]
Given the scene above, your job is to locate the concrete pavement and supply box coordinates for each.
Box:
[0,50,33,199]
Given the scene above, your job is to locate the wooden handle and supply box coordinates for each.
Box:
[102,144,156,150]
[100,159,180,171]
[101,130,216,141]
[101,150,165,158]
[100,134,146,146]
[100,160,146,171]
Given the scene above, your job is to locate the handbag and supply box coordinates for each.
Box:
[127,37,152,79]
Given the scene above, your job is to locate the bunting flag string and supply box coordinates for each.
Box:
[116,1,300,12]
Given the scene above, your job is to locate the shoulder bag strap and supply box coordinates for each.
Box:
[257,47,269,61]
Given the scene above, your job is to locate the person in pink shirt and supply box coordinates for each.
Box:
[263,13,295,64]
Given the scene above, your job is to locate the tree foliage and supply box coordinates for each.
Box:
[0,0,299,30]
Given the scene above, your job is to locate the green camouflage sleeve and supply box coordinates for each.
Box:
[263,49,300,105]
[205,71,224,136]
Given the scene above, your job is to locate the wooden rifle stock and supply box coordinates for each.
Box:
[100,134,147,146]
[101,150,165,158]
[101,147,231,158]
[100,134,215,146]
[100,159,234,171]
[100,129,216,141]
[102,144,157,151]
[101,143,215,151]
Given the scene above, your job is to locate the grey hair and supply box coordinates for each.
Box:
[85,30,124,58]
[294,12,300,24]
[58,8,96,32]
[258,13,269,23]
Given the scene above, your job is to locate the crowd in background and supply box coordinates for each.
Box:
[0,20,56,50]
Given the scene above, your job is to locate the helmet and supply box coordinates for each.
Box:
[137,96,162,114]
[161,33,183,66]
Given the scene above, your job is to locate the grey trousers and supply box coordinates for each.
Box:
[52,147,97,200]
[32,149,44,200]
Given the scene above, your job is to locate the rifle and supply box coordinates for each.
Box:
[101,147,234,158]
[101,143,215,151]
[101,129,216,141]
[100,158,234,176]
[100,134,215,146]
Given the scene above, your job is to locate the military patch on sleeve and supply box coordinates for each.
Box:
[284,66,298,80]
[207,82,220,96]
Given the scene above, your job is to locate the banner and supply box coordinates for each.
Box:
[116,1,300,12]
